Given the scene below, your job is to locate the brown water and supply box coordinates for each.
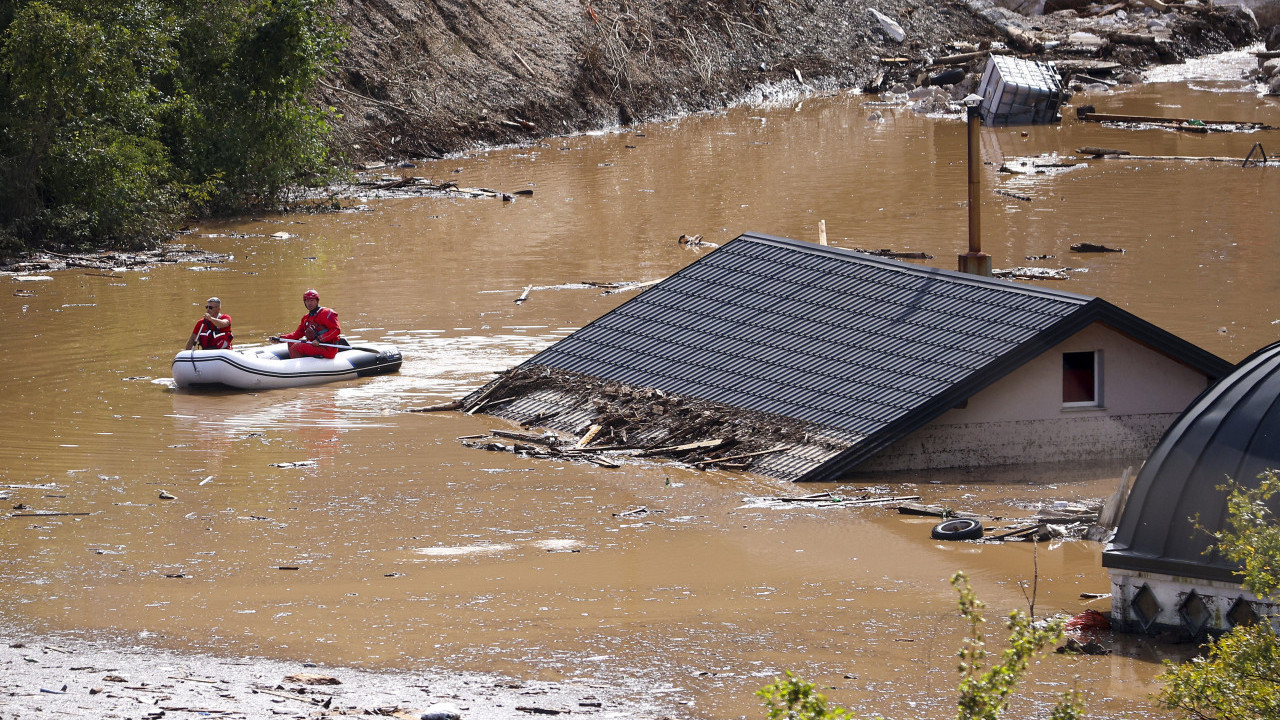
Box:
[3,50,1279,718]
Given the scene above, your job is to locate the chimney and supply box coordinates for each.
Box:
[958,102,992,277]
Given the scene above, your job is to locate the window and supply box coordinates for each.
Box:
[1062,350,1101,407]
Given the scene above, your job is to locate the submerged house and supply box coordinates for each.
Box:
[470,232,1230,481]
[1103,341,1280,635]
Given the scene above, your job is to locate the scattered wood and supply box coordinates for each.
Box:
[993,266,1071,280]
[574,425,602,449]
[854,247,934,259]
[761,493,922,507]
[896,502,983,519]
[516,707,567,715]
[12,512,91,517]
[283,673,340,685]
[1071,242,1124,253]
[990,525,1041,541]
[929,49,1001,66]
[1085,152,1280,165]
[490,429,557,445]
[693,445,791,466]
[251,686,326,705]
[636,438,727,457]
[995,189,1031,202]
[612,506,648,517]
[1078,108,1275,130]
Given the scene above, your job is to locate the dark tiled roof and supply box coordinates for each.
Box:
[506,232,1230,481]
[1103,341,1280,582]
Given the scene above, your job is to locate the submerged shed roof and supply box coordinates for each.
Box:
[487,232,1229,480]
[1103,341,1280,583]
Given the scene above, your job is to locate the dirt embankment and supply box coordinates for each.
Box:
[321,0,1262,161]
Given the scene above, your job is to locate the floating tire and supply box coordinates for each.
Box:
[931,518,984,541]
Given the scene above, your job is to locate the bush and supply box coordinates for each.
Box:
[1156,470,1280,720]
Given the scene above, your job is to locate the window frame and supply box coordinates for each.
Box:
[1062,349,1103,409]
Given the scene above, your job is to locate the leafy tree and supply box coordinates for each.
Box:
[1157,470,1280,720]
[756,572,1082,720]
[0,0,343,254]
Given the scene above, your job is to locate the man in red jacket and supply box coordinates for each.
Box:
[185,297,233,350]
[271,289,341,359]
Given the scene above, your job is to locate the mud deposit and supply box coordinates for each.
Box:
[324,0,1260,158]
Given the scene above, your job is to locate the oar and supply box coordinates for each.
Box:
[272,337,384,354]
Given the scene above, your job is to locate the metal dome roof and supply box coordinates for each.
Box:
[1103,341,1280,583]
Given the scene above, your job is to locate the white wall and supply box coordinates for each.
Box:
[857,322,1214,471]
[1109,567,1280,635]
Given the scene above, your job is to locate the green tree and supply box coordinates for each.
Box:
[756,572,1082,720]
[0,0,342,254]
[1157,470,1280,720]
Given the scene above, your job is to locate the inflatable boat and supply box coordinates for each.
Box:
[172,341,402,390]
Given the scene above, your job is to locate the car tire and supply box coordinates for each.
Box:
[931,518,984,541]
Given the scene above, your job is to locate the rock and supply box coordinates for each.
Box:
[868,8,906,43]
[421,702,463,720]
[158,490,175,500]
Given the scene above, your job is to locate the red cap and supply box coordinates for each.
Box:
[303,289,319,300]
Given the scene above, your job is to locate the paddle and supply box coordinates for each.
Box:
[271,337,384,354]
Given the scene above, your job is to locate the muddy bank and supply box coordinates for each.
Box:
[322,0,1261,160]
[0,631,677,719]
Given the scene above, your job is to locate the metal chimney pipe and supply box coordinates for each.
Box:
[958,103,992,276]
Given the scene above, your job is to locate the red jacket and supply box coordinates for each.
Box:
[192,314,233,349]
[281,307,341,358]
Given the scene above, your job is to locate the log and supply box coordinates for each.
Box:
[515,284,533,304]
[929,50,999,66]
[1077,146,1130,156]
[1002,25,1044,53]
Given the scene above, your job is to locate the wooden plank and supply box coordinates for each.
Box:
[1080,111,1273,129]
[693,445,791,466]
[636,438,726,457]
[574,424,602,449]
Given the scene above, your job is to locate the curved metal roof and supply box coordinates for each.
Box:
[1103,341,1280,582]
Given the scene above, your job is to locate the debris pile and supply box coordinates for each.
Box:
[0,245,230,275]
[443,366,854,480]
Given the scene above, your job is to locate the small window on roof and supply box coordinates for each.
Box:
[1063,350,1101,407]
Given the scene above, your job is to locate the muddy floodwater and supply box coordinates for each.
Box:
[4,51,1280,719]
